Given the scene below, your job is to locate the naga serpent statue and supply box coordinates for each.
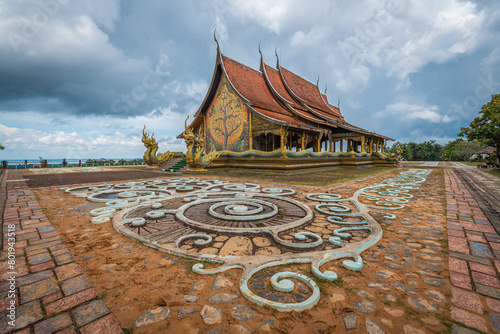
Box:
[183,116,220,168]
[142,126,174,166]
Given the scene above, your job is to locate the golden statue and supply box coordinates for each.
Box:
[183,116,219,168]
[142,126,174,166]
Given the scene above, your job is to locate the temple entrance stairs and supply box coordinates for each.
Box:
[162,158,188,173]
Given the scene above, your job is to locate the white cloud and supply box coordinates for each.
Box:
[376,101,452,123]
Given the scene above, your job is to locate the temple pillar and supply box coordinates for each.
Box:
[302,132,306,151]
[329,135,333,152]
[340,140,343,152]
[360,136,366,153]
[280,127,286,150]
[316,136,321,152]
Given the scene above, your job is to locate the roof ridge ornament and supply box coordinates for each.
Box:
[213,29,220,52]
[258,43,263,60]
[275,47,280,68]
[324,84,327,95]
[316,75,320,88]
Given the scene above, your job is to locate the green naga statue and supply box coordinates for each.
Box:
[141,126,174,166]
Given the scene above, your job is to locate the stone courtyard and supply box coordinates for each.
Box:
[1,163,499,333]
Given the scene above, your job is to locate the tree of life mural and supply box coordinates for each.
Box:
[207,77,247,150]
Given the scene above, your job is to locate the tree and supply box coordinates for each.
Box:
[0,143,4,150]
[442,139,484,161]
[460,94,500,163]
[388,141,443,161]
[208,80,246,150]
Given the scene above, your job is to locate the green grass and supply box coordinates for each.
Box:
[194,166,396,187]
[462,161,480,166]
[487,169,500,177]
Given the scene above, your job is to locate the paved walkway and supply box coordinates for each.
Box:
[1,164,499,333]
[445,163,500,333]
[0,170,122,334]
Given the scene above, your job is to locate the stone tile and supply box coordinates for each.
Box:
[450,272,473,290]
[451,287,483,314]
[451,324,480,333]
[449,251,492,266]
[472,271,500,288]
[72,299,110,327]
[408,296,437,312]
[42,291,63,305]
[343,314,357,331]
[45,288,97,315]
[61,275,92,296]
[179,294,200,303]
[451,307,487,332]
[449,257,469,275]
[54,263,83,281]
[133,307,171,328]
[449,237,470,254]
[34,313,72,334]
[30,261,55,273]
[28,252,52,266]
[178,307,196,318]
[1,300,44,331]
[208,293,239,304]
[469,242,493,258]
[354,300,376,314]
[490,312,500,332]
[54,253,74,266]
[469,262,496,276]
[487,298,500,313]
[211,275,234,290]
[17,270,53,287]
[466,233,487,243]
[365,317,386,334]
[230,304,254,321]
[200,305,222,325]
[19,277,60,304]
[79,314,122,334]
[476,283,500,299]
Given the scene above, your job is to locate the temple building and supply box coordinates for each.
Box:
[179,41,395,171]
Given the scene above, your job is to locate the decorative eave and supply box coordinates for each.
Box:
[259,51,332,128]
[276,60,344,126]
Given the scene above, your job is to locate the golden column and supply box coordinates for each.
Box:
[280,127,286,149]
[360,136,366,153]
[248,116,253,150]
[302,131,306,151]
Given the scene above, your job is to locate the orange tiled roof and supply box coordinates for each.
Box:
[222,55,291,117]
[280,66,341,117]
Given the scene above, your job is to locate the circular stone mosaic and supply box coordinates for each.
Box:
[61,169,431,311]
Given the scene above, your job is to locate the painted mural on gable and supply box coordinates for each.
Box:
[206,75,249,152]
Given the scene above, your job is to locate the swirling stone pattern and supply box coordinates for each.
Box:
[61,169,431,312]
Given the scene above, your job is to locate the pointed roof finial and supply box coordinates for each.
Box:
[324,84,327,95]
[213,29,220,51]
[258,43,263,59]
[275,47,280,67]
[316,75,320,87]
[338,98,341,109]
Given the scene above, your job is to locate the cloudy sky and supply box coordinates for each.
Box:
[1,0,499,159]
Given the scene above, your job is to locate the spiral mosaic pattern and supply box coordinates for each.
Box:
[62,170,431,312]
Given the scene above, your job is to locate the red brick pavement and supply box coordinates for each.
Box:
[445,168,500,332]
[0,176,122,334]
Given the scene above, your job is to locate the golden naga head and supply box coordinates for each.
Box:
[142,125,157,146]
